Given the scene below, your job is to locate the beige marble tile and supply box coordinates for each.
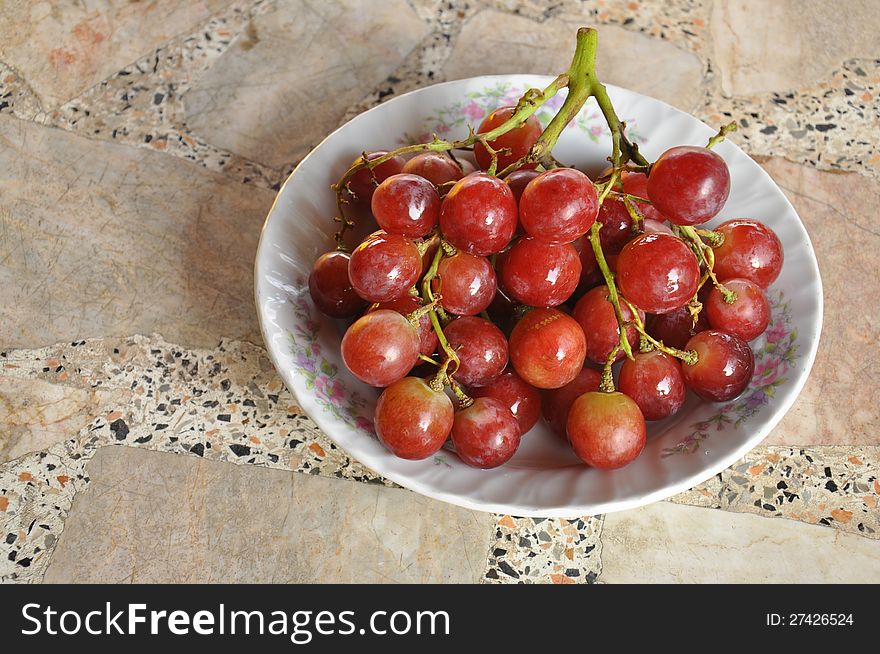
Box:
[710,0,880,96]
[0,0,233,110]
[0,377,129,463]
[442,10,705,112]
[43,446,494,583]
[182,0,429,169]
[601,502,880,583]
[758,158,879,446]
[0,114,274,349]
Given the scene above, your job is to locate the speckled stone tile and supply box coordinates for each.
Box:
[1,0,871,185]
[0,335,386,486]
[702,60,880,178]
[0,437,95,583]
[442,9,705,112]
[710,0,880,97]
[182,0,430,169]
[716,446,880,537]
[0,61,42,119]
[669,446,880,538]
[0,0,235,110]
[600,502,880,583]
[42,446,495,583]
[483,515,603,584]
[0,114,274,349]
[338,0,480,122]
[478,0,712,55]
[666,473,726,509]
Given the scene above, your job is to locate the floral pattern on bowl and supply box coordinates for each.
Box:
[288,286,374,436]
[401,81,646,146]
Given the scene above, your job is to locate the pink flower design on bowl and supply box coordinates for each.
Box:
[462,101,485,121]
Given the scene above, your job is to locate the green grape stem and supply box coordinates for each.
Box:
[696,227,725,247]
[331,27,653,247]
[600,344,621,393]
[619,296,698,365]
[622,196,645,231]
[679,225,737,303]
[588,220,634,361]
[421,243,473,403]
[706,121,738,150]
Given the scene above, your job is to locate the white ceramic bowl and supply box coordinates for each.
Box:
[255,75,822,517]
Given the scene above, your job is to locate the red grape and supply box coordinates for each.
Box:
[346,151,406,205]
[348,231,421,302]
[713,219,783,288]
[436,251,497,316]
[509,308,586,389]
[577,240,602,289]
[486,286,518,335]
[420,236,440,277]
[618,350,686,421]
[596,197,635,254]
[402,152,470,187]
[372,294,438,357]
[444,316,508,387]
[572,285,642,364]
[682,330,754,401]
[371,173,440,237]
[647,146,730,226]
[620,170,664,222]
[642,218,674,236]
[375,377,453,459]
[451,397,521,468]
[616,233,700,314]
[519,168,599,243]
[504,169,540,202]
[567,391,646,469]
[541,367,602,437]
[500,238,581,307]
[473,106,542,172]
[341,310,420,387]
[648,305,709,350]
[705,278,770,341]
[308,251,367,318]
[471,370,541,434]
[440,173,518,255]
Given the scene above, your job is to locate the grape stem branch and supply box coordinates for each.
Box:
[331,76,569,248]
[421,243,473,404]
[679,225,736,303]
[706,121,738,150]
[619,297,698,365]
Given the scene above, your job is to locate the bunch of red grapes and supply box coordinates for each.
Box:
[308,104,783,471]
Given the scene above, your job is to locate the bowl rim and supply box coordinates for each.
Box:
[254,73,824,517]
